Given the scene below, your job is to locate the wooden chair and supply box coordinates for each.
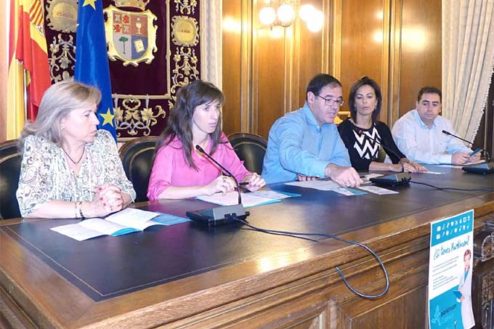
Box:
[119,137,159,202]
[228,133,267,175]
[0,139,20,159]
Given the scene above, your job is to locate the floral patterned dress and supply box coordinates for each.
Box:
[16,130,136,217]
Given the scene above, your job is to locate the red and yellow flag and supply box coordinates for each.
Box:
[7,0,51,139]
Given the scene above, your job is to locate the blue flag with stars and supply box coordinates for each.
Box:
[74,0,116,140]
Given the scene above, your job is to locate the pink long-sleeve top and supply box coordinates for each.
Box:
[147,134,250,200]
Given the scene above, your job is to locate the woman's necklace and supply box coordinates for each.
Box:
[62,147,85,165]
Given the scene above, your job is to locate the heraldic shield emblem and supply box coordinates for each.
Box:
[104,5,158,67]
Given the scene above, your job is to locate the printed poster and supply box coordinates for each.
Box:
[429,209,475,329]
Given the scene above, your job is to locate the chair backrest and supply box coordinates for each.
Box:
[228,133,267,175]
[0,153,22,219]
[119,136,159,202]
[0,139,20,159]
[377,146,387,163]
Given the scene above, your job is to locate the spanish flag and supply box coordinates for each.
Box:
[7,0,51,139]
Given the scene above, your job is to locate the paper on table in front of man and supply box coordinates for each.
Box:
[358,185,399,195]
[249,190,301,199]
[285,179,340,190]
[284,180,367,196]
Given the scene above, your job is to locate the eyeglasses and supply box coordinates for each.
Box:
[316,95,344,107]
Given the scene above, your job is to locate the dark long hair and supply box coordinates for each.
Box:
[156,80,225,169]
[348,76,382,122]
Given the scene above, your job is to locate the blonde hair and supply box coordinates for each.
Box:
[20,80,101,147]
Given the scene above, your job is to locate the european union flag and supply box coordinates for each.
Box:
[74,0,116,140]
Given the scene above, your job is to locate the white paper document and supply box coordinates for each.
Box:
[249,190,300,199]
[358,185,399,195]
[51,208,187,241]
[284,180,340,190]
[197,191,280,207]
[284,180,367,196]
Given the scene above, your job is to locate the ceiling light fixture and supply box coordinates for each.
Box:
[259,1,324,32]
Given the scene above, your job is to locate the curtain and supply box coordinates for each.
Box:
[200,0,222,88]
[442,0,494,142]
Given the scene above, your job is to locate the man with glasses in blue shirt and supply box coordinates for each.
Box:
[262,74,362,187]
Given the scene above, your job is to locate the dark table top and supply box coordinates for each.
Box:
[2,165,493,301]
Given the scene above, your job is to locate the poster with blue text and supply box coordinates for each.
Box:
[429,209,475,329]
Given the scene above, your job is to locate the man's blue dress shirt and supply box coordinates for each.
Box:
[262,104,351,184]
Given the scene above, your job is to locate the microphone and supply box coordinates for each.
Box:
[355,129,411,186]
[442,130,493,174]
[185,145,249,226]
[442,130,491,160]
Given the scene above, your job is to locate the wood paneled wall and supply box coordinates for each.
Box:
[222,0,441,138]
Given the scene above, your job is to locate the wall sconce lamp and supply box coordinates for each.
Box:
[259,1,324,32]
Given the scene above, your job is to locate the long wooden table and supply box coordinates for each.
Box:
[1,166,493,328]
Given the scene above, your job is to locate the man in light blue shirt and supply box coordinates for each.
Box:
[262,74,362,186]
[392,87,479,165]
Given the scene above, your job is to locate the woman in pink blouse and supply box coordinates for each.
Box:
[147,80,265,200]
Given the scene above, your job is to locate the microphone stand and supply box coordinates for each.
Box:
[442,130,494,174]
[195,145,242,205]
[441,130,474,145]
[185,145,249,226]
